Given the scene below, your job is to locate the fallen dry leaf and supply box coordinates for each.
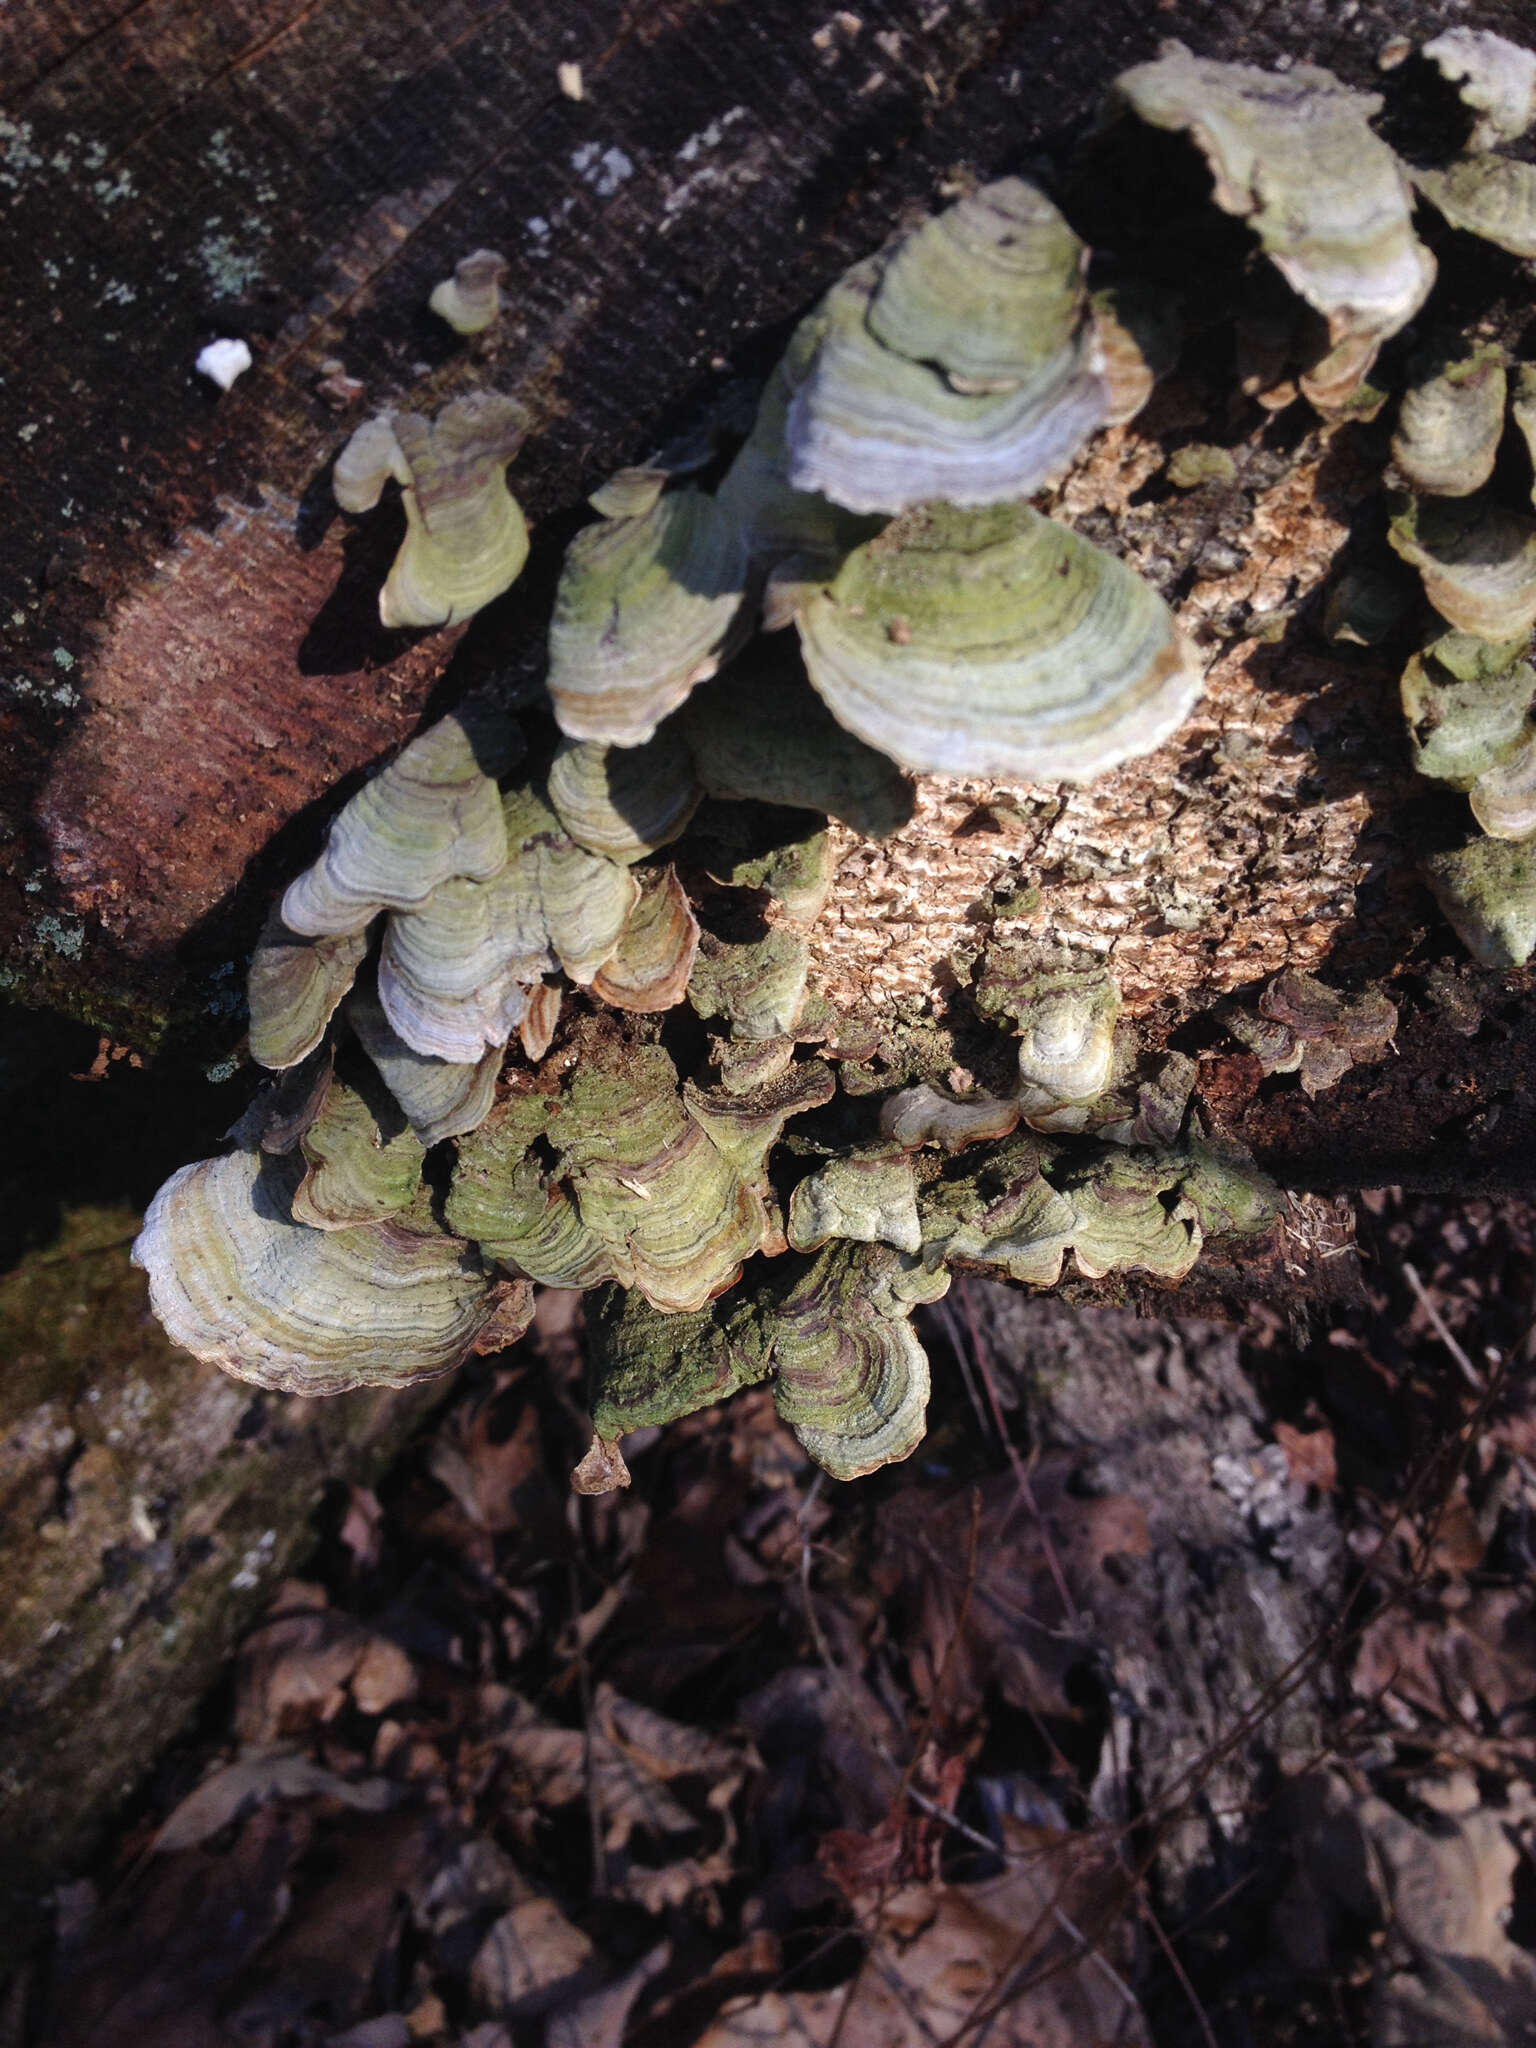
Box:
[1273,1420,1338,1493]
[1352,1584,1536,1728]
[234,1597,416,1743]
[468,1895,602,2020]
[696,1822,1147,2048]
[151,1749,398,1854]
[1276,1768,1536,2046]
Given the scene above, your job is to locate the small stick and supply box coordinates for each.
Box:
[1402,1259,1483,1389]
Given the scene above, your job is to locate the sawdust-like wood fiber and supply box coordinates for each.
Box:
[808,421,1380,1029]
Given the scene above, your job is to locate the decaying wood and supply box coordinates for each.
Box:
[0,1208,442,1969]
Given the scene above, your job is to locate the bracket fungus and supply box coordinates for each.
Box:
[146,26,1536,1485]
[1424,28,1536,152]
[333,395,530,628]
[1423,838,1536,968]
[1413,157,1536,262]
[1388,496,1536,645]
[1114,42,1434,411]
[785,178,1109,515]
[977,955,1124,1132]
[1401,631,1536,789]
[247,915,368,1072]
[547,487,749,746]
[795,501,1202,782]
[1226,971,1397,1097]
[428,249,508,335]
[282,707,519,939]
[133,1150,518,1397]
[1391,345,1507,499]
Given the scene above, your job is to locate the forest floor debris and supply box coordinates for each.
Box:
[9,1190,1536,2048]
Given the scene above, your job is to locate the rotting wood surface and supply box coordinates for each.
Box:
[8,0,1536,1200]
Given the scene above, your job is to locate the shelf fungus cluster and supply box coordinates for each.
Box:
[134,33,1536,1483]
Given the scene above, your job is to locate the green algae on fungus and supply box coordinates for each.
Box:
[1401,632,1536,789]
[545,729,701,865]
[1413,156,1536,262]
[1388,495,1536,645]
[1423,837,1536,967]
[1114,42,1434,412]
[787,1146,923,1256]
[548,487,749,747]
[281,707,519,941]
[1390,343,1506,499]
[784,179,1108,514]
[795,501,1202,783]
[428,249,507,336]
[976,953,1124,1132]
[247,914,367,1072]
[333,397,530,629]
[132,1149,520,1397]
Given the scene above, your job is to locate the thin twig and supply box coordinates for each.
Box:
[1402,1259,1484,1389]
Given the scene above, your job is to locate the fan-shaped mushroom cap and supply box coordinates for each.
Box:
[450,1039,795,1313]
[716,312,885,575]
[132,1149,504,1395]
[1114,43,1434,411]
[1227,970,1397,1096]
[1513,366,1536,506]
[1470,732,1536,840]
[1402,631,1536,788]
[1424,28,1536,151]
[378,874,545,1064]
[333,414,410,513]
[786,237,1107,515]
[282,707,519,938]
[1388,495,1536,643]
[682,1059,837,1175]
[247,914,368,1071]
[556,1045,770,1313]
[688,928,811,1041]
[704,820,836,926]
[585,1283,774,1438]
[769,1243,947,1481]
[587,467,671,520]
[880,1083,1021,1153]
[1423,837,1536,966]
[681,652,914,839]
[498,780,642,986]
[921,1135,1077,1287]
[867,177,1094,396]
[1057,1150,1201,1282]
[1391,344,1507,498]
[795,501,1202,782]
[289,1072,425,1230]
[545,729,701,864]
[335,397,529,628]
[1089,277,1183,425]
[1413,156,1536,260]
[547,488,749,746]
[428,249,508,336]
[590,865,700,1013]
[446,1094,614,1289]
[350,986,504,1146]
[787,1147,922,1255]
[979,957,1123,1127]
